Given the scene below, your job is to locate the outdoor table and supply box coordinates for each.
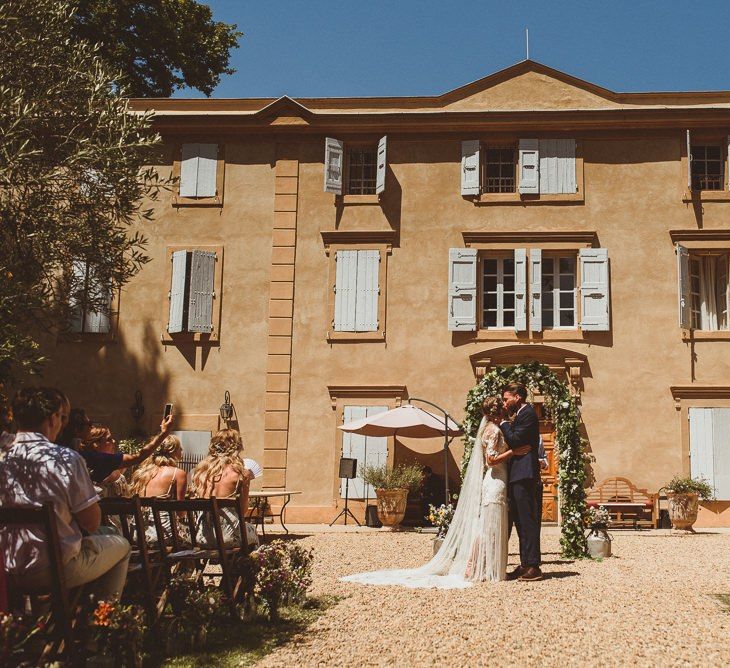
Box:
[247,491,301,535]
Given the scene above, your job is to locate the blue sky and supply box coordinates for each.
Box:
[182,1,730,98]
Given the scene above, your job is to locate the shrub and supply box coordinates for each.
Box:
[0,611,45,667]
[89,599,147,663]
[663,475,715,500]
[360,463,424,493]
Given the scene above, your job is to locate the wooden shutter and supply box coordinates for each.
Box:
[518,139,539,194]
[447,248,477,331]
[195,143,218,197]
[727,135,730,191]
[539,139,576,194]
[514,248,527,331]
[579,248,610,331]
[689,408,716,496]
[461,140,480,195]
[168,250,188,333]
[712,408,730,499]
[355,250,379,332]
[363,406,389,499]
[180,143,199,197]
[341,406,367,498]
[376,135,387,195]
[334,250,358,331]
[84,268,111,334]
[324,137,344,194]
[677,243,691,329]
[686,130,692,190]
[69,260,87,333]
[187,250,216,333]
[530,248,542,332]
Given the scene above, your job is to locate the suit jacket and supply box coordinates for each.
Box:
[500,403,540,483]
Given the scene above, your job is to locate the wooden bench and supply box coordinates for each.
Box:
[586,477,659,529]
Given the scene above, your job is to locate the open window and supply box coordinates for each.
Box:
[677,244,729,331]
[324,136,387,197]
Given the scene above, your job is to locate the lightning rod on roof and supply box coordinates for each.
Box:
[526,27,529,60]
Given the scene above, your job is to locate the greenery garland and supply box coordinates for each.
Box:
[462,360,588,558]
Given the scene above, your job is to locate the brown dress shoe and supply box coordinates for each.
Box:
[506,565,526,581]
[518,566,543,581]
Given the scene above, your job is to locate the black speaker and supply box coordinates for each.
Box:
[338,457,357,479]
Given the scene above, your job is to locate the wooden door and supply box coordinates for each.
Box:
[535,404,558,522]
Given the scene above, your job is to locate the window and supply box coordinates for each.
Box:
[172,430,212,473]
[324,136,387,196]
[333,250,380,332]
[174,143,223,205]
[688,254,729,331]
[347,148,377,194]
[484,147,516,193]
[689,408,730,500]
[69,261,111,334]
[541,256,577,329]
[341,406,388,499]
[482,257,516,328]
[690,145,724,191]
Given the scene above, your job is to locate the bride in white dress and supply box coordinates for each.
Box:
[342,397,531,589]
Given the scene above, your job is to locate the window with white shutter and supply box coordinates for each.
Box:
[179,143,219,198]
[542,255,577,329]
[680,249,730,331]
[461,140,480,195]
[480,254,517,330]
[579,248,610,331]
[518,139,540,194]
[68,261,112,334]
[334,250,380,332]
[324,138,344,194]
[187,250,216,333]
[376,135,387,195]
[448,248,477,331]
[341,405,388,500]
[539,139,576,194]
[689,407,730,500]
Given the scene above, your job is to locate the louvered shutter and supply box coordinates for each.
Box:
[341,406,367,498]
[712,408,730,499]
[686,130,692,190]
[168,250,188,333]
[69,260,87,333]
[518,139,540,194]
[461,140,480,195]
[530,248,542,332]
[677,243,691,329]
[355,250,379,332]
[727,135,730,190]
[447,248,477,331]
[376,135,387,195]
[514,248,527,332]
[689,408,716,496]
[187,250,216,333]
[84,268,111,334]
[180,143,199,197]
[196,143,218,197]
[539,139,576,194]
[579,248,610,331]
[363,406,388,499]
[324,138,344,194]
[334,250,358,331]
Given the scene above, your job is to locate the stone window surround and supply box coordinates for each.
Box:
[682,132,730,203]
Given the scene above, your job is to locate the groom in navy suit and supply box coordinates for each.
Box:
[500,382,542,581]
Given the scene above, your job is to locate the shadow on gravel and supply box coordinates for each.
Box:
[540,571,580,580]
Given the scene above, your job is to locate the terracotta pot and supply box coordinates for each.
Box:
[374,488,409,528]
[667,492,699,531]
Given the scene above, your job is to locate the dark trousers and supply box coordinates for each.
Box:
[508,479,541,567]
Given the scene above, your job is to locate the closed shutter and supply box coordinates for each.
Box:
[530,248,542,332]
[180,143,199,197]
[712,408,730,499]
[341,406,367,498]
[686,130,692,190]
[334,250,358,331]
[514,248,527,331]
[196,143,218,197]
[727,135,730,190]
[677,243,691,329]
[69,260,87,333]
[355,250,379,332]
[168,250,189,333]
[579,248,610,331]
[187,250,216,333]
[363,406,388,499]
[518,139,539,194]
[447,248,477,331]
[461,140,480,195]
[539,139,576,194]
[324,137,344,194]
[84,267,111,334]
[689,408,716,496]
[376,135,387,195]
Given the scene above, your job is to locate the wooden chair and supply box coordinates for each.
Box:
[0,503,75,660]
[586,476,659,529]
[98,496,165,622]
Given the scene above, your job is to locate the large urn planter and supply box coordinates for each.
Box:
[667,492,699,532]
[374,488,409,529]
[586,530,612,558]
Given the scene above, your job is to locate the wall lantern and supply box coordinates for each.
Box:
[219,390,234,422]
[130,390,145,422]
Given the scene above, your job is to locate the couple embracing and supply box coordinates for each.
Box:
[342,382,541,589]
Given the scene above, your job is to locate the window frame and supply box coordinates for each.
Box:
[171,142,225,207]
[60,262,119,343]
[682,133,730,202]
[483,144,517,194]
[345,145,378,196]
[161,244,224,344]
[480,253,517,330]
[687,250,730,333]
[540,253,578,331]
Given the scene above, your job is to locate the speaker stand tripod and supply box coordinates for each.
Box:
[330,477,361,526]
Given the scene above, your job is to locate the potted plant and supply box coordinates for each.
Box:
[662,475,714,532]
[584,505,612,558]
[361,463,424,529]
[88,600,147,668]
[427,503,454,554]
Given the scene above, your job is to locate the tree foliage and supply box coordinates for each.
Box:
[463,361,590,558]
[73,0,242,97]
[0,0,166,381]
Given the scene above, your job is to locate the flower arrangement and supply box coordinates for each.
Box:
[251,540,314,620]
[164,573,224,649]
[0,611,45,667]
[89,599,146,666]
[427,503,454,539]
[360,463,424,492]
[662,475,715,500]
[585,505,611,531]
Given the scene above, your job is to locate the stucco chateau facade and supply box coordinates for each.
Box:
[45,61,730,526]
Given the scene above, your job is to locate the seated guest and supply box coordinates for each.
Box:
[56,407,92,451]
[130,435,188,544]
[192,429,257,548]
[80,416,174,487]
[0,387,130,600]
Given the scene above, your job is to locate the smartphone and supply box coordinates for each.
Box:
[163,403,173,419]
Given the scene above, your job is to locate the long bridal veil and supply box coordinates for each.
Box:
[341,417,504,589]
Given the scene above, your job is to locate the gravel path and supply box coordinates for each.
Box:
[258,529,730,667]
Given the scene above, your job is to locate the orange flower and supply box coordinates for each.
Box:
[93,601,114,627]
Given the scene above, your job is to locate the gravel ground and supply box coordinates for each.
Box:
[258,529,730,667]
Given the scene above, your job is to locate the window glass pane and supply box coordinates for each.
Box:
[559,258,575,273]
[484,293,497,309]
[559,292,574,309]
[503,276,514,292]
[542,291,554,308]
[503,259,514,274]
[559,274,575,290]
[543,258,554,274]
[503,311,515,327]
[484,259,497,274]
[484,311,497,327]
[503,293,514,310]
[560,311,575,327]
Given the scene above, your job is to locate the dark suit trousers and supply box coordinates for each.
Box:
[509,479,541,567]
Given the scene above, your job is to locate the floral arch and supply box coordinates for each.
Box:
[462,360,588,558]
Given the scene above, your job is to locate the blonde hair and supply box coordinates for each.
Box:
[191,429,247,497]
[481,396,504,420]
[82,426,112,451]
[130,435,182,495]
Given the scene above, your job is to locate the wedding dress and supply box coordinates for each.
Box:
[341,418,508,589]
